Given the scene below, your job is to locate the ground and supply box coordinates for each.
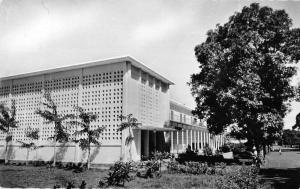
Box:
[0,164,220,188]
[0,151,299,188]
[260,151,300,189]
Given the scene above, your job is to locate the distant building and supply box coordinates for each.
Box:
[0,56,224,164]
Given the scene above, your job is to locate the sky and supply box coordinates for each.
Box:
[0,0,300,129]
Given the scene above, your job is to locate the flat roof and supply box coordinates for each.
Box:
[0,56,174,85]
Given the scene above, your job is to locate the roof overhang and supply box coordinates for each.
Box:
[133,125,176,132]
[0,56,174,85]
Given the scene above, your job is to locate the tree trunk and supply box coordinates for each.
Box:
[87,146,91,170]
[26,148,30,166]
[52,139,57,167]
[129,127,133,161]
[4,140,9,164]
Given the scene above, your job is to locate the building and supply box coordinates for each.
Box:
[169,100,224,154]
[0,56,224,164]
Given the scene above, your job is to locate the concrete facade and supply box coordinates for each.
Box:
[0,56,223,164]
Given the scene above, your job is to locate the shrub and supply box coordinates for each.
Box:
[66,181,75,189]
[167,161,211,175]
[102,161,134,187]
[79,180,86,189]
[216,166,261,189]
[176,151,237,165]
[136,160,161,179]
[203,143,213,156]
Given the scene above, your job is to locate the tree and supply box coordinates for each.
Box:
[292,112,300,130]
[70,106,106,169]
[17,128,42,165]
[117,114,140,161]
[190,3,300,157]
[0,100,18,164]
[35,93,73,167]
[280,129,300,147]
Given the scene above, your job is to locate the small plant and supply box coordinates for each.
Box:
[203,143,213,156]
[136,160,161,179]
[53,184,61,189]
[102,161,134,187]
[66,181,75,189]
[79,180,87,189]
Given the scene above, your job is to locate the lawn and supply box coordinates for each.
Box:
[0,164,220,188]
[1,151,298,188]
[260,151,300,189]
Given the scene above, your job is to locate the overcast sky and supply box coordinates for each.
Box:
[0,0,300,129]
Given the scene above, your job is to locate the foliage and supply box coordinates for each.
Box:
[216,166,262,189]
[189,3,300,154]
[100,161,134,187]
[279,129,300,146]
[35,93,73,143]
[18,128,40,149]
[293,112,300,130]
[136,160,161,179]
[70,106,106,169]
[220,143,247,154]
[35,92,73,166]
[203,143,213,156]
[0,100,19,164]
[167,161,226,175]
[79,180,86,189]
[176,150,237,165]
[117,114,140,160]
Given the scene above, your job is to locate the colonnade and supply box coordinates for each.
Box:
[170,129,225,154]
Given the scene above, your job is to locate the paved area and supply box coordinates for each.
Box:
[260,151,300,189]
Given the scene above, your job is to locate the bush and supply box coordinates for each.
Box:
[216,166,261,189]
[203,143,213,156]
[136,160,161,179]
[176,151,237,165]
[101,161,134,187]
[167,161,218,175]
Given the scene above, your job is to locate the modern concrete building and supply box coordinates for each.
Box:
[0,56,224,164]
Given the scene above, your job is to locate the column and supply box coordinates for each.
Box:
[171,131,174,153]
[196,131,199,151]
[181,130,184,151]
[190,129,193,150]
[186,129,189,148]
[176,131,179,153]
[200,131,202,149]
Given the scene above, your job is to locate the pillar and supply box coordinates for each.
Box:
[171,131,174,153]
[176,131,179,153]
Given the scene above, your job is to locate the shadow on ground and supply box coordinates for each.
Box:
[260,167,300,189]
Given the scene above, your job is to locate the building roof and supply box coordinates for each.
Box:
[0,56,174,85]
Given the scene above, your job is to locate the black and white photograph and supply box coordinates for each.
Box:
[0,0,300,188]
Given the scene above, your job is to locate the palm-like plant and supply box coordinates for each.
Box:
[17,128,41,165]
[70,106,106,169]
[35,93,73,167]
[117,114,140,161]
[0,100,18,164]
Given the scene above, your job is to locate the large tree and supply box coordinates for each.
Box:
[35,93,73,167]
[190,3,300,156]
[0,100,18,164]
[70,106,106,169]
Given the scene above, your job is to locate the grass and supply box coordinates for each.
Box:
[0,164,221,188]
[259,151,300,189]
[1,152,298,188]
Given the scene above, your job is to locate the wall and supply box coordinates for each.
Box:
[0,61,126,164]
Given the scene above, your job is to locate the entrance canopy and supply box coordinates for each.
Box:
[134,125,176,132]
